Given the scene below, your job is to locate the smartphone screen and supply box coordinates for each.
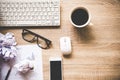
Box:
[50,59,62,80]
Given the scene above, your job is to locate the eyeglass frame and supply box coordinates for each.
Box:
[22,29,52,49]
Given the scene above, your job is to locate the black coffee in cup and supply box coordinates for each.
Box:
[71,8,89,26]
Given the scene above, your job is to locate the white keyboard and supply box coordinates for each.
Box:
[0,0,60,27]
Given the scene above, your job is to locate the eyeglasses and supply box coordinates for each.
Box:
[22,29,52,49]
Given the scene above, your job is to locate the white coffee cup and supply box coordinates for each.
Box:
[70,7,91,28]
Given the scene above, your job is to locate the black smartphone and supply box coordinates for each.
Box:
[49,58,62,80]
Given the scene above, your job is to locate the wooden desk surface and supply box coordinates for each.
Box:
[0,0,120,80]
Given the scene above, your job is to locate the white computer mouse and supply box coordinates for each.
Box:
[60,37,72,55]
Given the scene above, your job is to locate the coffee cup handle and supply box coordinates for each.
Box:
[89,23,93,26]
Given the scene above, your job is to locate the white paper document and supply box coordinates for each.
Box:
[1,45,43,80]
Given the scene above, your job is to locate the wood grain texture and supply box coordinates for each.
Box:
[0,0,120,80]
[43,1,120,80]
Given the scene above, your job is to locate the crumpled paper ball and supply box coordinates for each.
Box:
[14,59,34,73]
[0,32,17,61]
[0,46,17,61]
[0,32,17,46]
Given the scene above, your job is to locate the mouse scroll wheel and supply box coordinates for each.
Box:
[64,39,66,42]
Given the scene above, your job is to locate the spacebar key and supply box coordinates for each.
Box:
[17,21,37,26]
